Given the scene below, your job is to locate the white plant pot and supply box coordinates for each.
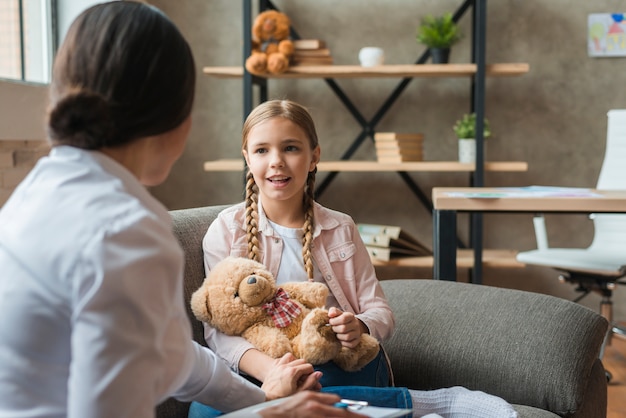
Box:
[358,47,385,67]
[458,138,486,163]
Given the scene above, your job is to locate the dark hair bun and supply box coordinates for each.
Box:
[48,92,115,149]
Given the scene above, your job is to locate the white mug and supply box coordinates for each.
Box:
[358,47,385,67]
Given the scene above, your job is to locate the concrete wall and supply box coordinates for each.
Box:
[1,1,624,320]
[0,79,48,140]
[149,0,626,320]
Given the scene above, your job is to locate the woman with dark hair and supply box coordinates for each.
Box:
[0,2,364,417]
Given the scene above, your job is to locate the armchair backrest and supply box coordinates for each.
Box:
[169,205,232,346]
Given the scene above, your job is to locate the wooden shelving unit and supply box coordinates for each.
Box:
[202,0,529,281]
[372,249,524,269]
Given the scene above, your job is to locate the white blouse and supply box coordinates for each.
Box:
[0,146,264,418]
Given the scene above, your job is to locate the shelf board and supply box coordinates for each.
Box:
[371,249,524,269]
[203,63,529,79]
[203,159,528,173]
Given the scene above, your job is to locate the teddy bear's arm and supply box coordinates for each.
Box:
[278,39,294,57]
[242,324,293,359]
[280,282,328,309]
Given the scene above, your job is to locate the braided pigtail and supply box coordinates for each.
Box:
[245,170,261,262]
[301,169,317,281]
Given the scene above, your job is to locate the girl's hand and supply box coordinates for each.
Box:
[258,391,367,418]
[261,353,322,400]
[327,307,368,349]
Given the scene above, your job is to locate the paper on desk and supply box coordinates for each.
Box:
[445,186,604,199]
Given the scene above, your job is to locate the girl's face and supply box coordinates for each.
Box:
[243,117,320,207]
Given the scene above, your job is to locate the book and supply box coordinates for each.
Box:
[358,223,431,262]
[374,132,424,162]
[292,48,332,57]
[375,148,423,157]
[374,132,424,141]
[375,141,423,150]
[293,39,326,50]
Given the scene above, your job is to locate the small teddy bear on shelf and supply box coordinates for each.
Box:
[245,10,294,75]
[190,256,380,371]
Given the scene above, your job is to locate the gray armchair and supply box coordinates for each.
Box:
[157,205,609,418]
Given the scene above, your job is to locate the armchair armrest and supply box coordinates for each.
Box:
[380,279,608,417]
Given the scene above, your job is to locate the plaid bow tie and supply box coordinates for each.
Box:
[263,288,302,328]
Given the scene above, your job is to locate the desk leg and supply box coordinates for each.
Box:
[470,212,483,285]
[433,209,457,281]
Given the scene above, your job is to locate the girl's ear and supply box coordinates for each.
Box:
[243,149,251,167]
[310,145,321,172]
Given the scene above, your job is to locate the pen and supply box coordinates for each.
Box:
[334,399,368,410]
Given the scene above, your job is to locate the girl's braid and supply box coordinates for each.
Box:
[301,170,316,281]
[244,170,261,262]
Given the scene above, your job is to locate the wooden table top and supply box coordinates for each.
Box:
[432,187,626,212]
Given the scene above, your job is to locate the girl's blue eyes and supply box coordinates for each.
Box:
[253,146,299,154]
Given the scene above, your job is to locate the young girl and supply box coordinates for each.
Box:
[191,99,517,418]
[202,99,394,388]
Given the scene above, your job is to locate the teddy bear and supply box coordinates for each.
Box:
[245,10,294,75]
[190,256,380,372]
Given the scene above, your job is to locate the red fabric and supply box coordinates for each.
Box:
[263,288,302,328]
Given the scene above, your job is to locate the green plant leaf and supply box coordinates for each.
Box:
[416,13,462,48]
[452,113,491,139]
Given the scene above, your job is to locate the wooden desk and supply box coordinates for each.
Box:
[432,187,626,282]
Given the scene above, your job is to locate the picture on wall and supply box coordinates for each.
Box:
[588,13,626,57]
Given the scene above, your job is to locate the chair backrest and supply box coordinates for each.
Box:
[590,109,626,252]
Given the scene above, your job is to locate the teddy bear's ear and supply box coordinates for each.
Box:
[190,282,212,323]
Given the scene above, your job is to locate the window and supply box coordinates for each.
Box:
[0,0,56,84]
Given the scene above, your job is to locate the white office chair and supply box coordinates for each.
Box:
[517,109,626,352]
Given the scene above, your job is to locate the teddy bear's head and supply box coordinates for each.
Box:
[190,256,277,336]
[252,10,291,42]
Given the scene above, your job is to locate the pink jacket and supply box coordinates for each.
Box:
[202,201,396,372]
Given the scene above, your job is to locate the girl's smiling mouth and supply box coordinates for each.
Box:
[268,176,291,185]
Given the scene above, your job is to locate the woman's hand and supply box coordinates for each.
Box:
[261,353,322,400]
[258,391,367,418]
[327,307,368,349]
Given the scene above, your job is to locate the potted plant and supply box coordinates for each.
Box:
[453,113,491,163]
[416,13,462,63]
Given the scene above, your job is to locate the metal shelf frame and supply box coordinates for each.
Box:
[241,0,490,283]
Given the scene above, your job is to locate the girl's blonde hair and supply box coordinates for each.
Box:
[242,100,319,280]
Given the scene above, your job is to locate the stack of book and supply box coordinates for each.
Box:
[291,39,333,66]
[357,223,431,262]
[374,132,424,163]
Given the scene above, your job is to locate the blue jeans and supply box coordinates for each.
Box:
[315,347,390,388]
[188,387,412,418]
[187,350,409,418]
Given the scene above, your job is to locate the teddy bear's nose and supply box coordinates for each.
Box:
[247,276,257,284]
